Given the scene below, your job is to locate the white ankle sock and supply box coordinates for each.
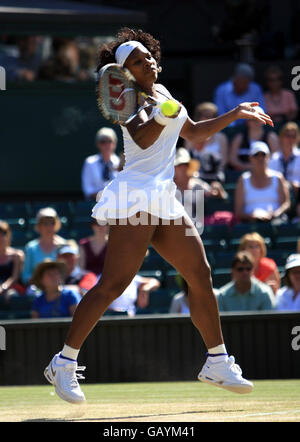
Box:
[60,344,80,362]
[207,344,228,362]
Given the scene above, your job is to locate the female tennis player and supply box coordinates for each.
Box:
[44,28,273,403]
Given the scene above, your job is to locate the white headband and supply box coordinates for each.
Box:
[115,41,148,67]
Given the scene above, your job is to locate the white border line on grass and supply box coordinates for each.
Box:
[222,409,300,419]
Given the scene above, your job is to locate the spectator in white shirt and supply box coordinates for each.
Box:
[268,122,300,195]
[276,254,300,311]
[106,274,160,316]
[81,127,120,200]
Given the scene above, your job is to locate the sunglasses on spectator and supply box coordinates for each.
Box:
[98,138,114,143]
[253,152,267,158]
[267,77,282,82]
[39,218,56,225]
[234,266,252,272]
[283,133,297,139]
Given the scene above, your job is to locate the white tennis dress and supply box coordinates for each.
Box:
[92,85,188,222]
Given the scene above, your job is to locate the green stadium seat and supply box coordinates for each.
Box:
[212,268,231,288]
[138,270,163,281]
[10,230,32,248]
[162,269,181,291]
[136,289,175,314]
[273,237,298,252]
[225,169,242,184]
[227,223,274,250]
[267,250,291,267]
[67,221,93,242]
[0,202,30,220]
[212,251,236,269]
[8,295,34,312]
[204,197,234,216]
[72,201,95,224]
[140,248,167,271]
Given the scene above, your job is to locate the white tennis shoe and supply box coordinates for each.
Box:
[198,355,253,394]
[44,353,86,404]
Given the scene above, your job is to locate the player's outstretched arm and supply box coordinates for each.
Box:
[180,102,273,144]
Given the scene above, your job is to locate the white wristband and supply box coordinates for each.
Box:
[153,108,169,126]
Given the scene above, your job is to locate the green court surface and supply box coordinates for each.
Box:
[0,380,299,422]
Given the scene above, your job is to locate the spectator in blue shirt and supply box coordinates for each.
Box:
[21,207,66,285]
[31,260,81,318]
[214,63,265,127]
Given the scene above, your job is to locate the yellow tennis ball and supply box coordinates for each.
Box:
[160,100,179,117]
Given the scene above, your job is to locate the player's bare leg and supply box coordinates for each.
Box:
[65,214,157,349]
[150,214,253,394]
[44,212,157,403]
[151,214,223,349]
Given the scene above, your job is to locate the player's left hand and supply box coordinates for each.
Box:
[235,102,274,127]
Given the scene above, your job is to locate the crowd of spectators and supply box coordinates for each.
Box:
[0,35,99,83]
[0,54,300,317]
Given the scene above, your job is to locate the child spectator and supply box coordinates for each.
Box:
[31,260,81,318]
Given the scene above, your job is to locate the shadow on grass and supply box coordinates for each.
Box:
[23,408,245,422]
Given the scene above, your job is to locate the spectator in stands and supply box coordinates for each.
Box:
[31,260,81,318]
[106,274,160,316]
[214,63,265,127]
[0,36,43,82]
[229,106,279,171]
[264,65,298,126]
[238,232,281,295]
[0,221,24,300]
[79,219,109,276]
[38,38,82,82]
[185,102,229,183]
[81,127,120,200]
[169,275,190,314]
[57,243,98,297]
[268,122,300,196]
[216,251,275,312]
[276,254,300,311]
[234,141,290,223]
[21,208,66,285]
[174,148,228,223]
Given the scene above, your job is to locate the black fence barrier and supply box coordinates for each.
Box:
[0,311,299,386]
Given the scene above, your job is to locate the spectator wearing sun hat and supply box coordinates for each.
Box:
[21,207,67,285]
[276,254,300,311]
[81,127,120,200]
[31,259,81,318]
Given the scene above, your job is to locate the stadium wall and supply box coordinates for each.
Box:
[0,312,299,386]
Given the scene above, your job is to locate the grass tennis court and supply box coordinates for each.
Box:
[0,379,299,422]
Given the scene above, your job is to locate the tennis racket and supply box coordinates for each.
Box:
[96,63,164,126]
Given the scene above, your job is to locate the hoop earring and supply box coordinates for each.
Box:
[157,66,162,73]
